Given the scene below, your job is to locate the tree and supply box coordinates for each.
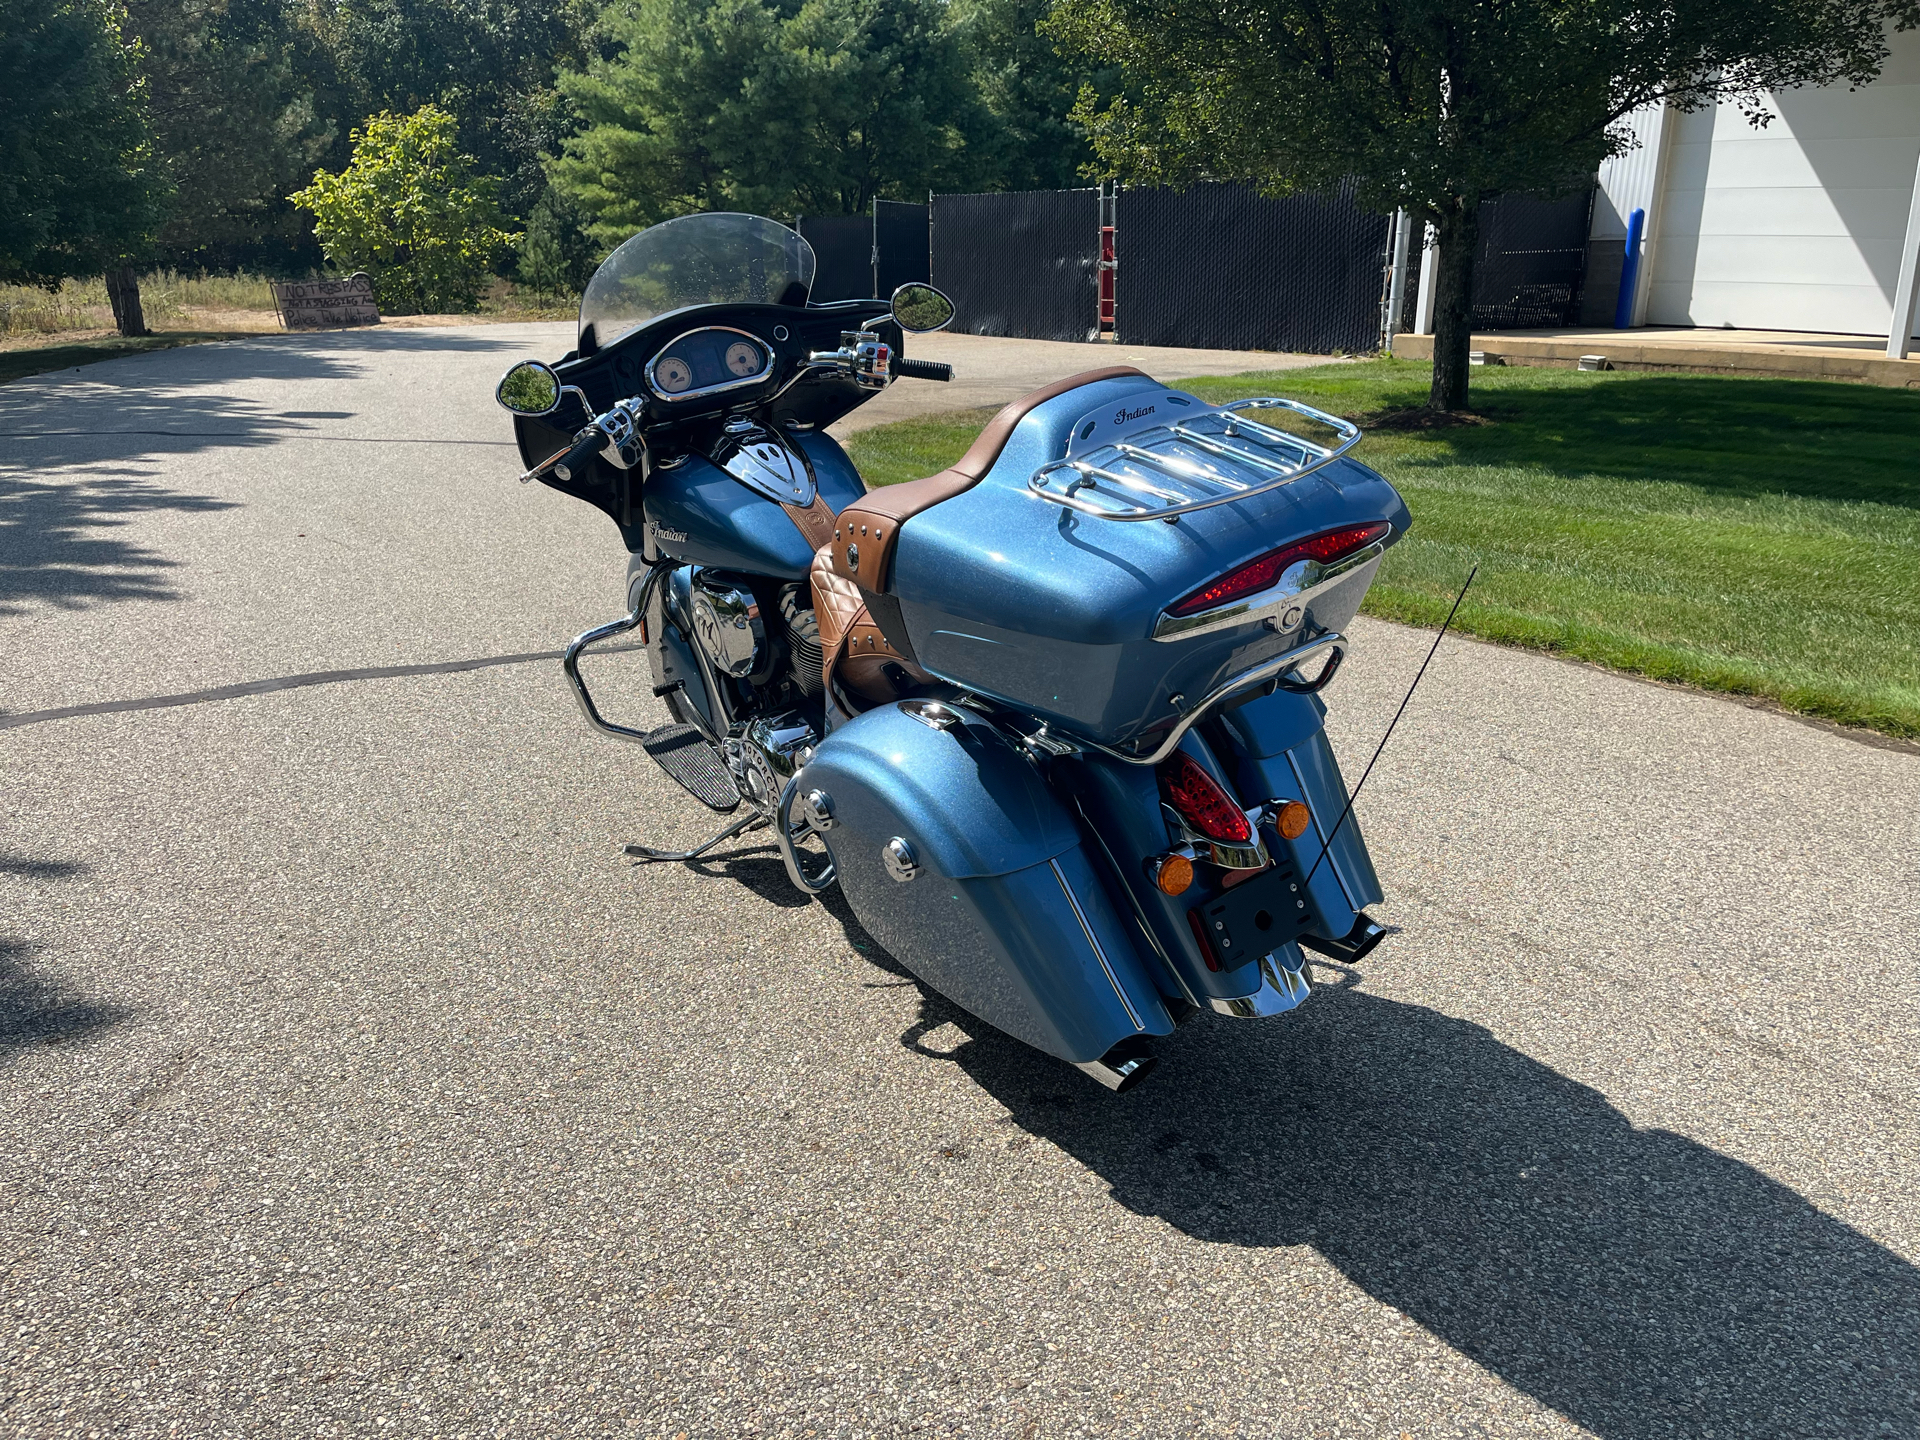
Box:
[550,0,993,245]
[1047,0,1919,411]
[293,0,597,221]
[290,105,515,313]
[515,188,599,296]
[124,0,331,269]
[0,0,165,330]
[951,0,1116,191]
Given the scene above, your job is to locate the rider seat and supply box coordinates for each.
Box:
[808,366,1150,711]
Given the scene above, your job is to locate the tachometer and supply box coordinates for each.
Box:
[725,340,762,377]
[655,355,694,393]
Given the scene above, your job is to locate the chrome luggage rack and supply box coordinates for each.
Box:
[1028,398,1361,521]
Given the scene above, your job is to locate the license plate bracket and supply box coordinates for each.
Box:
[1191,859,1316,965]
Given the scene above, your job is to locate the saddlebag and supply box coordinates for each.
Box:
[795,700,1175,1063]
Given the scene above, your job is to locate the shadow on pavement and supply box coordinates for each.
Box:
[0,856,129,1063]
[843,922,1918,1438]
[0,461,235,615]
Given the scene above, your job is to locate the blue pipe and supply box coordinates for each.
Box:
[1614,207,1645,329]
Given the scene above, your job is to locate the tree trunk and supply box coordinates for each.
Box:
[1427,201,1480,412]
[105,266,149,337]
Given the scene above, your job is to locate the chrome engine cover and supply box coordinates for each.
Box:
[689,574,764,679]
[731,713,817,811]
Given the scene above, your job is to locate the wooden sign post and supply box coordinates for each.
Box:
[270,273,381,329]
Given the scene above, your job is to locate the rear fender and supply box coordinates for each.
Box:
[1218,689,1384,937]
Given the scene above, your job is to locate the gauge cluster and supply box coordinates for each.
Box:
[645,326,773,403]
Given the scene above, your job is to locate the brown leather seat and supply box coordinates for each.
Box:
[825,366,1150,594]
[809,545,929,711]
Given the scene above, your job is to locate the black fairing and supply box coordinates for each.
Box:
[510,299,909,552]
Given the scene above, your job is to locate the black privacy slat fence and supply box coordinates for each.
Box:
[1118,182,1395,353]
[1472,191,1595,330]
[874,200,930,299]
[794,214,871,303]
[932,189,1100,342]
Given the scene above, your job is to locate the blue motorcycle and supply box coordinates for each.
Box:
[496,212,1411,1091]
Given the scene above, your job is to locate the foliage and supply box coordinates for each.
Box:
[550,0,994,243]
[0,0,166,285]
[848,362,1920,737]
[950,0,1116,190]
[291,105,515,313]
[1045,0,1920,412]
[125,0,332,267]
[515,189,600,297]
[294,0,598,220]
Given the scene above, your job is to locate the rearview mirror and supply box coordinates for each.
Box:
[890,283,955,334]
[496,359,562,416]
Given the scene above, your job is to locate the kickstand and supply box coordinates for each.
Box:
[623,812,768,864]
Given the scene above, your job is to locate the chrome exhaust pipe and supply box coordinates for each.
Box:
[1299,911,1389,964]
[1074,1035,1156,1092]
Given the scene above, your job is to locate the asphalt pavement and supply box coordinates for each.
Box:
[2,325,1916,1439]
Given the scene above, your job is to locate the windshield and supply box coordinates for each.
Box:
[579,213,816,347]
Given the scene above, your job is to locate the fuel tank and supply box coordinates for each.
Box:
[796,699,1175,1064]
[643,431,866,579]
[886,378,1412,745]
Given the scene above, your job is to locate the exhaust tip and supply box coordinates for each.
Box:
[1299,911,1390,965]
[1074,1035,1157,1093]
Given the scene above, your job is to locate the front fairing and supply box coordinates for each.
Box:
[509,298,907,551]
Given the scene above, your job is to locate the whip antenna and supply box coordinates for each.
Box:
[1302,565,1477,888]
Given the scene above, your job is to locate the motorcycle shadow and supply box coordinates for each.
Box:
[851,934,1919,1438]
[680,843,812,910]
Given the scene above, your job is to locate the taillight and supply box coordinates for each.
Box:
[1159,751,1252,844]
[1166,521,1390,617]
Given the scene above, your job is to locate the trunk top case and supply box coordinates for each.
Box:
[887,377,1411,743]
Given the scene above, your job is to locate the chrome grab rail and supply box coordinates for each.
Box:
[1056,632,1347,766]
[1028,397,1361,522]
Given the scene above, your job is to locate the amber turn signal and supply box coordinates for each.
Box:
[1147,851,1194,896]
[1275,799,1312,840]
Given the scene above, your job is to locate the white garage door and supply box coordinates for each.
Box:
[1647,30,1920,336]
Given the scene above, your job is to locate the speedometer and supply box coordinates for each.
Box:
[655,356,693,393]
[725,340,762,377]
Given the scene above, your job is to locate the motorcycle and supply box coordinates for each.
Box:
[496,211,1411,1091]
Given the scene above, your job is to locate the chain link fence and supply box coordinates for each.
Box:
[793,214,872,303]
[874,200,930,299]
[1472,191,1595,330]
[1118,182,1394,353]
[932,189,1101,342]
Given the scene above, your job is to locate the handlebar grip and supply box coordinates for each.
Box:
[894,358,953,382]
[549,427,606,482]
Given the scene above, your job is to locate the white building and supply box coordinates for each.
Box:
[1583,27,1920,356]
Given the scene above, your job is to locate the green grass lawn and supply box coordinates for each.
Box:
[848,359,1920,738]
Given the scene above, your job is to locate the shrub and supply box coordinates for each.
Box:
[291,107,515,314]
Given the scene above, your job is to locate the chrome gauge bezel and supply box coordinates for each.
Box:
[644,325,774,404]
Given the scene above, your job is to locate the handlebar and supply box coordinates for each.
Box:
[894,358,953,382]
[547,427,607,483]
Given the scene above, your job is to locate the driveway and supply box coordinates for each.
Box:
[2,326,1915,1438]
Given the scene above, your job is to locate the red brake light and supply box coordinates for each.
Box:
[1167,521,1390,617]
[1159,751,1252,844]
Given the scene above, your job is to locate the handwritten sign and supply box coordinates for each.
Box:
[271,273,380,330]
